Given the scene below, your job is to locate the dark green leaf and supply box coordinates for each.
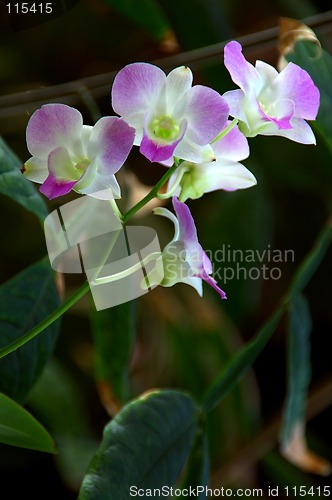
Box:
[79,390,198,499]
[287,40,332,157]
[91,301,135,413]
[103,0,170,41]
[0,392,56,453]
[0,258,60,402]
[0,136,48,221]
[281,294,312,446]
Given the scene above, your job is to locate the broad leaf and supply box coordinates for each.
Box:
[0,136,48,221]
[90,301,135,415]
[0,392,56,453]
[0,258,60,402]
[79,390,198,499]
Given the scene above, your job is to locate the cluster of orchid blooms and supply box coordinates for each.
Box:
[22,41,320,300]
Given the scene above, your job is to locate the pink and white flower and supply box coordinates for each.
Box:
[223,41,320,144]
[166,122,256,201]
[111,63,229,164]
[146,197,226,299]
[23,104,135,200]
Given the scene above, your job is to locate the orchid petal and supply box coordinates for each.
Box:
[153,207,180,243]
[48,146,82,182]
[75,173,121,199]
[201,273,227,299]
[174,136,216,163]
[212,123,249,161]
[179,276,203,296]
[193,161,257,193]
[41,147,82,199]
[260,117,316,144]
[87,116,135,175]
[266,62,320,120]
[112,62,166,119]
[172,196,200,251]
[259,99,295,130]
[222,89,249,126]
[180,85,229,145]
[23,157,48,183]
[255,60,279,85]
[26,104,83,159]
[224,41,261,93]
[40,174,78,199]
[166,66,193,111]
[202,251,212,274]
[141,114,187,162]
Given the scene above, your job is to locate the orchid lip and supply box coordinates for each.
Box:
[150,115,180,141]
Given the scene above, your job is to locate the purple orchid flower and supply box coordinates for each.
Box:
[146,197,226,299]
[111,63,229,164]
[23,104,135,200]
[166,121,256,201]
[223,41,320,144]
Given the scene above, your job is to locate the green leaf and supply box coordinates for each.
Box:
[287,40,332,157]
[0,258,60,402]
[281,294,312,446]
[0,136,48,221]
[0,392,56,453]
[91,301,135,413]
[103,0,170,41]
[79,390,198,499]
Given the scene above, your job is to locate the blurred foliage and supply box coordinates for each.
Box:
[0,0,332,498]
[0,258,60,402]
[0,392,56,453]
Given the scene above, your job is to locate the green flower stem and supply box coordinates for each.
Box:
[0,162,180,359]
[122,162,179,224]
[157,165,190,200]
[0,281,90,359]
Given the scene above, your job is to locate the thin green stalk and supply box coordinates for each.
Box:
[211,118,238,144]
[122,162,178,223]
[0,162,180,359]
[0,282,90,359]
